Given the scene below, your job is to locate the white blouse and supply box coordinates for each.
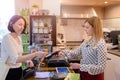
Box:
[61,38,107,75]
[0,34,23,68]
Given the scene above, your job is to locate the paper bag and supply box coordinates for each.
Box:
[0,61,10,80]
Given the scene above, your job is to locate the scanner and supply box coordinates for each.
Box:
[45,51,70,67]
[44,51,81,67]
[45,51,60,59]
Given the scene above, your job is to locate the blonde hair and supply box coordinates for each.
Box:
[84,16,103,43]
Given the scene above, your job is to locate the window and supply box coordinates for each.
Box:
[0,0,15,43]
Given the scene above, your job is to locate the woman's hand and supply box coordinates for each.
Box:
[57,51,62,56]
[26,60,34,67]
[70,63,80,69]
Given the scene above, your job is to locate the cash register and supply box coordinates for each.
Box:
[44,51,80,67]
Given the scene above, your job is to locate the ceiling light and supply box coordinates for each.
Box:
[104,1,108,4]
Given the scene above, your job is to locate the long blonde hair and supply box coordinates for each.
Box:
[84,16,103,43]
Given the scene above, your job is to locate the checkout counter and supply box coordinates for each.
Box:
[108,49,120,57]
[25,67,74,80]
[24,52,80,80]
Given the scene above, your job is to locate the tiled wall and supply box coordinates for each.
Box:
[103,18,120,31]
[57,18,120,42]
[61,19,86,41]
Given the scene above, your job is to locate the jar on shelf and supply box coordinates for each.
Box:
[39,28,43,33]
[33,27,39,33]
[33,20,39,27]
[43,27,48,33]
[38,19,44,28]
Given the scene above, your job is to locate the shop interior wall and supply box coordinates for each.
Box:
[60,6,104,41]
[103,4,120,31]
[14,1,120,41]
[15,0,42,14]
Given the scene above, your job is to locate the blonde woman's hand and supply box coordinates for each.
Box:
[57,51,62,56]
[70,63,80,69]
[26,60,34,67]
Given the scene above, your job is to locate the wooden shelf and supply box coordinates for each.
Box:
[29,15,56,46]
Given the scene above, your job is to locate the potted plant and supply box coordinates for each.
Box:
[31,4,39,15]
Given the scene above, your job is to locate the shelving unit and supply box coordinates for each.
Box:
[29,15,56,52]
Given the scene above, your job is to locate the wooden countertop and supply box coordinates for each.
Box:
[25,67,74,80]
[108,49,120,57]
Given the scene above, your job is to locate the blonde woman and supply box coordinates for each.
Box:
[58,16,107,80]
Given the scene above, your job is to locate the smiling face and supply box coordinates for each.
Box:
[12,18,25,35]
[83,22,94,36]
